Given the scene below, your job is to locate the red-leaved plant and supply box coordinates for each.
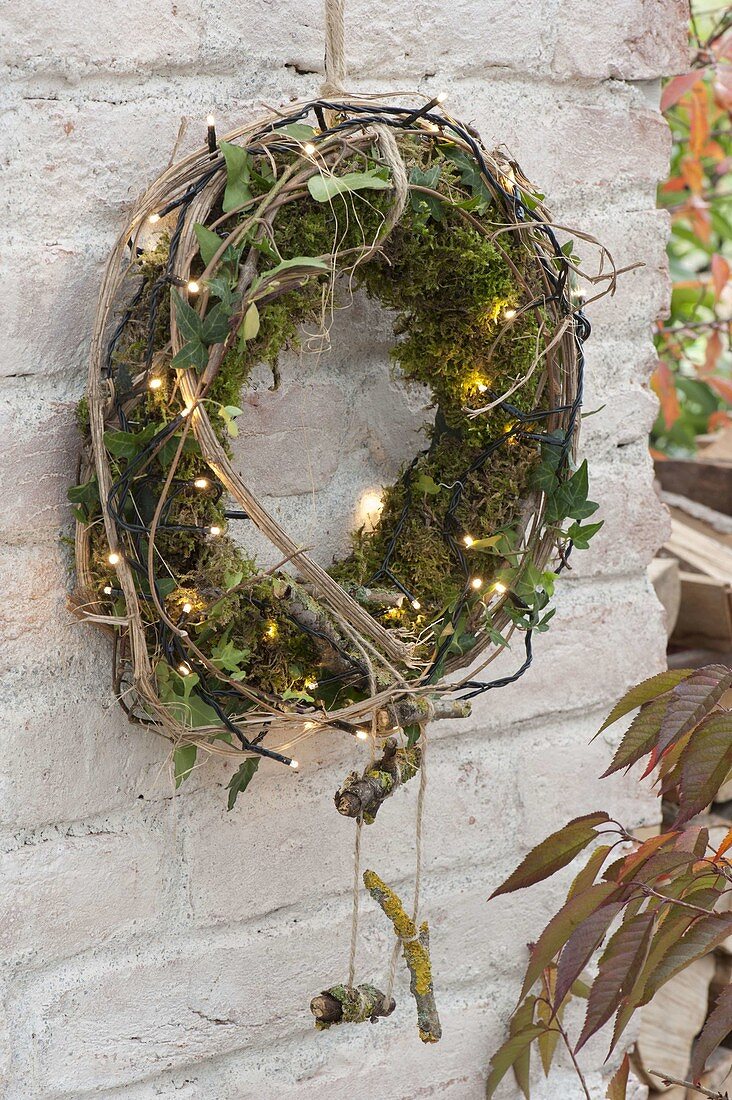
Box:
[487,665,732,1099]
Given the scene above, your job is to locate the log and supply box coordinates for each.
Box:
[335,737,421,823]
[310,983,395,1030]
[655,458,732,516]
[376,696,472,729]
[649,557,681,638]
[363,869,441,1044]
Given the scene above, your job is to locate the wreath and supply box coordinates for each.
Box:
[68,85,624,1039]
[70,96,606,794]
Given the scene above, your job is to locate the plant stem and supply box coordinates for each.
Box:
[554,1015,592,1100]
[648,1067,728,1099]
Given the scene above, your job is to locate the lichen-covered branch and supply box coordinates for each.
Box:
[310,983,395,1030]
[335,737,421,823]
[363,869,441,1044]
[376,696,471,729]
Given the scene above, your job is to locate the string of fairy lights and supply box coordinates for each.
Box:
[96,95,588,767]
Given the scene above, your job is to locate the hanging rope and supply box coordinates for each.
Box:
[322,0,347,95]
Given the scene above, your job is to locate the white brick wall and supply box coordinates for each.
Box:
[0,1,688,1095]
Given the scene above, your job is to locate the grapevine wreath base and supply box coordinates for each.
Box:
[70,92,618,1040]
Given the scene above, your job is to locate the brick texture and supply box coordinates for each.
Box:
[0,0,682,1095]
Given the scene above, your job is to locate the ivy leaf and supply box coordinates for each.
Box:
[239,302,260,346]
[485,1026,544,1098]
[173,743,197,788]
[307,168,391,203]
[67,477,100,520]
[227,757,260,810]
[278,122,316,139]
[201,301,232,345]
[220,141,253,212]
[171,339,208,371]
[194,223,224,267]
[261,256,329,281]
[409,165,443,222]
[439,145,493,210]
[491,812,611,899]
[469,535,502,551]
[219,405,243,438]
[597,668,695,734]
[547,460,599,523]
[566,520,604,550]
[575,911,656,1051]
[675,711,732,825]
[103,423,157,459]
[606,1053,630,1100]
[414,473,441,495]
[173,291,204,344]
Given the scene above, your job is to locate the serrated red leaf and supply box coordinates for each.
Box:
[600,697,668,778]
[597,669,693,735]
[554,902,623,1012]
[690,983,732,1083]
[643,912,732,1003]
[656,665,732,755]
[606,1053,630,1100]
[490,812,610,899]
[575,912,656,1051]
[661,70,707,112]
[674,712,732,826]
[712,254,731,299]
[520,882,620,999]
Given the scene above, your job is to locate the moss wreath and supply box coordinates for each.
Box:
[70,96,611,801]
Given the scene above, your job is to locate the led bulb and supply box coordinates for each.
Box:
[303,142,316,156]
[504,308,517,320]
[494,582,507,595]
[148,212,161,224]
[209,525,221,537]
[303,721,317,731]
[305,679,319,691]
[181,404,193,417]
[182,602,193,615]
[355,728,369,741]
[470,577,483,590]
[411,599,421,610]
[193,477,210,490]
[108,551,120,566]
[187,280,200,294]
[436,91,447,103]
[289,759,299,770]
[178,662,192,676]
[476,381,488,393]
[149,376,162,390]
[103,585,113,595]
[206,113,216,127]
[463,535,474,547]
